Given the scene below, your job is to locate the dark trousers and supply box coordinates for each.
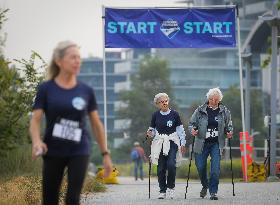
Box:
[157,141,178,193]
[42,155,89,205]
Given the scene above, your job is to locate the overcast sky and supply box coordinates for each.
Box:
[0,0,183,62]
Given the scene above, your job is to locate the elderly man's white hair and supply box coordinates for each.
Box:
[206,87,223,101]
[154,93,169,105]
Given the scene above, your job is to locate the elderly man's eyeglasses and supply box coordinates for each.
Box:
[158,100,168,104]
[209,98,219,102]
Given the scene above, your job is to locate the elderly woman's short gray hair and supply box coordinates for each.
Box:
[154,93,169,105]
[206,87,223,101]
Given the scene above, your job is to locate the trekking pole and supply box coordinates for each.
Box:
[185,136,195,199]
[229,138,235,196]
[148,150,151,199]
[144,135,152,199]
[264,139,270,177]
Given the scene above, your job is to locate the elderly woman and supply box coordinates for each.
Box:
[147,93,186,199]
[188,87,233,200]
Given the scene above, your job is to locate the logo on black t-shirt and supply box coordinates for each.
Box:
[166,120,173,127]
[72,97,86,110]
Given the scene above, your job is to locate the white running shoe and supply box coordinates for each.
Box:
[158,192,166,199]
[167,188,175,199]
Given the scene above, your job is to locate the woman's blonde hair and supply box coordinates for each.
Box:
[47,40,78,80]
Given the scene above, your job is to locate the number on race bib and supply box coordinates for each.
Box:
[206,128,218,139]
[52,120,82,142]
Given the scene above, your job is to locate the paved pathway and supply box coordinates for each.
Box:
[81,177,280,205]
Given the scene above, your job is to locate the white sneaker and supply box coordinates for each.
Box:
[167,188,175,199]
[158,192,166,199]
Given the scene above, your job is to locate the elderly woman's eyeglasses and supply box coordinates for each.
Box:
[158,100,168,104]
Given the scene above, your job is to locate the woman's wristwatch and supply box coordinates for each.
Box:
[101,150,110,156]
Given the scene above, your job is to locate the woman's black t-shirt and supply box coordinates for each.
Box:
[33,80,97,156]
[150,110,182,135]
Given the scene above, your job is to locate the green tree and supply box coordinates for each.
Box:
[0,52,46,157]
[222,87,242,137]
[0,8,46,157]
[261,0,280,69]
[118,56,175,138]
[222,86,266,148]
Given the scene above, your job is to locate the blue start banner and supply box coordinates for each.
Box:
[105,8,236,48]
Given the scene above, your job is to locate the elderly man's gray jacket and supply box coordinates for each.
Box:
[188,103,233,154]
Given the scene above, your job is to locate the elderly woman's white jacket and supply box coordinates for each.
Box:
[150,131,183,167]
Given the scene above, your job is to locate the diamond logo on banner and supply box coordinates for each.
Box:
[160,19,180,39]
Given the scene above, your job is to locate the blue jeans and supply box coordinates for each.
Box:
[157,141,178,193]
[134,158,143,180]
[195,142,220,194]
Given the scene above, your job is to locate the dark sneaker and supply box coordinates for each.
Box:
[210,193,218,200]
[200,187,207,198]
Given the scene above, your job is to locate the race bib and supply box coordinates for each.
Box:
[52,118,82,142]
[206,128,218,139]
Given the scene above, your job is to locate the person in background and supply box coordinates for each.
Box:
[29,40,113,205]
[188,87,233,200]
[146,93,186,199]
[131,141,147,181]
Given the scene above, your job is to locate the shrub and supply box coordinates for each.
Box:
[0,145,106,204]
[0,176,41,205]
[0,145,42,181]
[83,176,107,193]
[0,175,106,205]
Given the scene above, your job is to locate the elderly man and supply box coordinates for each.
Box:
[189,87,233,200]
